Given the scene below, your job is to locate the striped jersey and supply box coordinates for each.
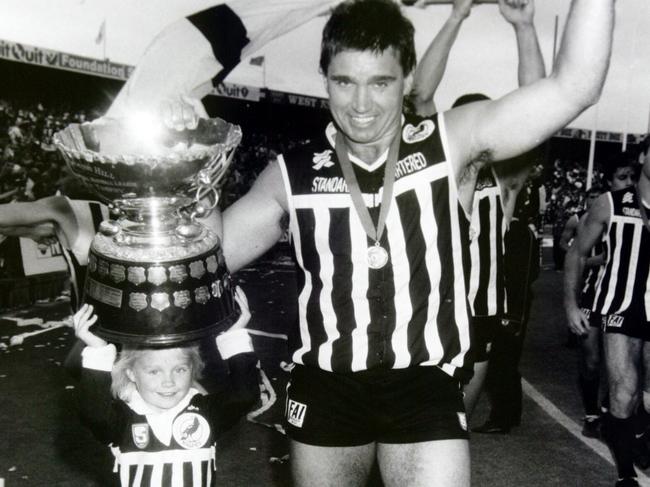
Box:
[466,167,507,317]
[81,351,258,487]
[579,209,605,312]
[277,112,472,380]
[591,188,650,319]
[56,198,109,310]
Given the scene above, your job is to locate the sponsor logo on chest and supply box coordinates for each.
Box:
[311,176,348,193]
[309,152,428,193]
[622,207,641,218]
[394,153,427,179]
[402,120,435,143]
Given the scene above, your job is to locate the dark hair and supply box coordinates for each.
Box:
[320,0,416,76]
[452,93,490,108]
[602,156,635,182]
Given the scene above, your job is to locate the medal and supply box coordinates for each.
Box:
[367,244,389,269]
[335,131,400,271]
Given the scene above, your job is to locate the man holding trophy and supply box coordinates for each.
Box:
[51,0,615,485]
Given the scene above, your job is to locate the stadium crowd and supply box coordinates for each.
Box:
[1,96,620,222]
[0,97,312,209]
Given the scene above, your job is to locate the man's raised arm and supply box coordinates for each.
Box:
[445,0,614,171]
[499,0,545,87]
[409,0,474,116]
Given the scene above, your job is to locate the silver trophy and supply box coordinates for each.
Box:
[54,115,242,345]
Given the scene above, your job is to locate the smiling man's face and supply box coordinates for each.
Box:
[325,47,409,154]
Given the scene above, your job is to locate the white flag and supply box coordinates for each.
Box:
[107,0,339,118]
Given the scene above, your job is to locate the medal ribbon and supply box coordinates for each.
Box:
[334,130,401,247]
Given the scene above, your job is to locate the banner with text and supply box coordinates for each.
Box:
[0,38,133,80]
[210,82,262,102]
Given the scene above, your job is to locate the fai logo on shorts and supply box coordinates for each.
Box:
[402,120,435,144]
[457,412,468,432]
[606,314,625,328]
[172,413,211,449]
[132,423,150,449]
[287,399,307,428]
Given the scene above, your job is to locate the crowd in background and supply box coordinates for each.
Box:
[0,96,633,230]
[0,98,313,209]
[544,158,607,263]
[0,100,94,202]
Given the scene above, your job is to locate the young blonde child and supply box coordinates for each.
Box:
[73,286,258,487]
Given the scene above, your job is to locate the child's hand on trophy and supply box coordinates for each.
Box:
[230,286,251,331]
[73,304,108,348]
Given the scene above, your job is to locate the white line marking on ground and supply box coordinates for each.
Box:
[523,379,650,486]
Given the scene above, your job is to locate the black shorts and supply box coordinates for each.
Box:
[469,316,500,362]
[284,364,468,447]
[602,310,650,340]
[580,308,604,329]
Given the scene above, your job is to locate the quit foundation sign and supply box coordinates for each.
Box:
[0,38,133,80]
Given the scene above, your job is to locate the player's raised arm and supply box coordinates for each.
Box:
[499,0,545,87]
[409,0,473,116]
[445,0,614,174]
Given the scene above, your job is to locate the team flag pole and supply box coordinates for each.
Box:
[586,105,599,190]
[95,19,106,60]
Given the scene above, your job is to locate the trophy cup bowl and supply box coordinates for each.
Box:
[53,116,242,346]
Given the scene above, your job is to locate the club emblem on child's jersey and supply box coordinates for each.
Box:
[622,192,634,204]
[312,150,334,170]
[402,120,435,144]
[173,413,211,449]
[286,399,307,428]
[132,423,150,449]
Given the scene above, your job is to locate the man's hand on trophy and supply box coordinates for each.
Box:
[160,95,208,132]
[80,115,167,156]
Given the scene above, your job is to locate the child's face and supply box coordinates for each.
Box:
[126,348,194,413]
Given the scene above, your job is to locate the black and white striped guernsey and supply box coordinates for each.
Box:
[466,167,507,318]
[591,188,650,319]
[277,112,472,380]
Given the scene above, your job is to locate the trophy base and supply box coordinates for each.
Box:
[88,310,240,346]
[83,239,236,346]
